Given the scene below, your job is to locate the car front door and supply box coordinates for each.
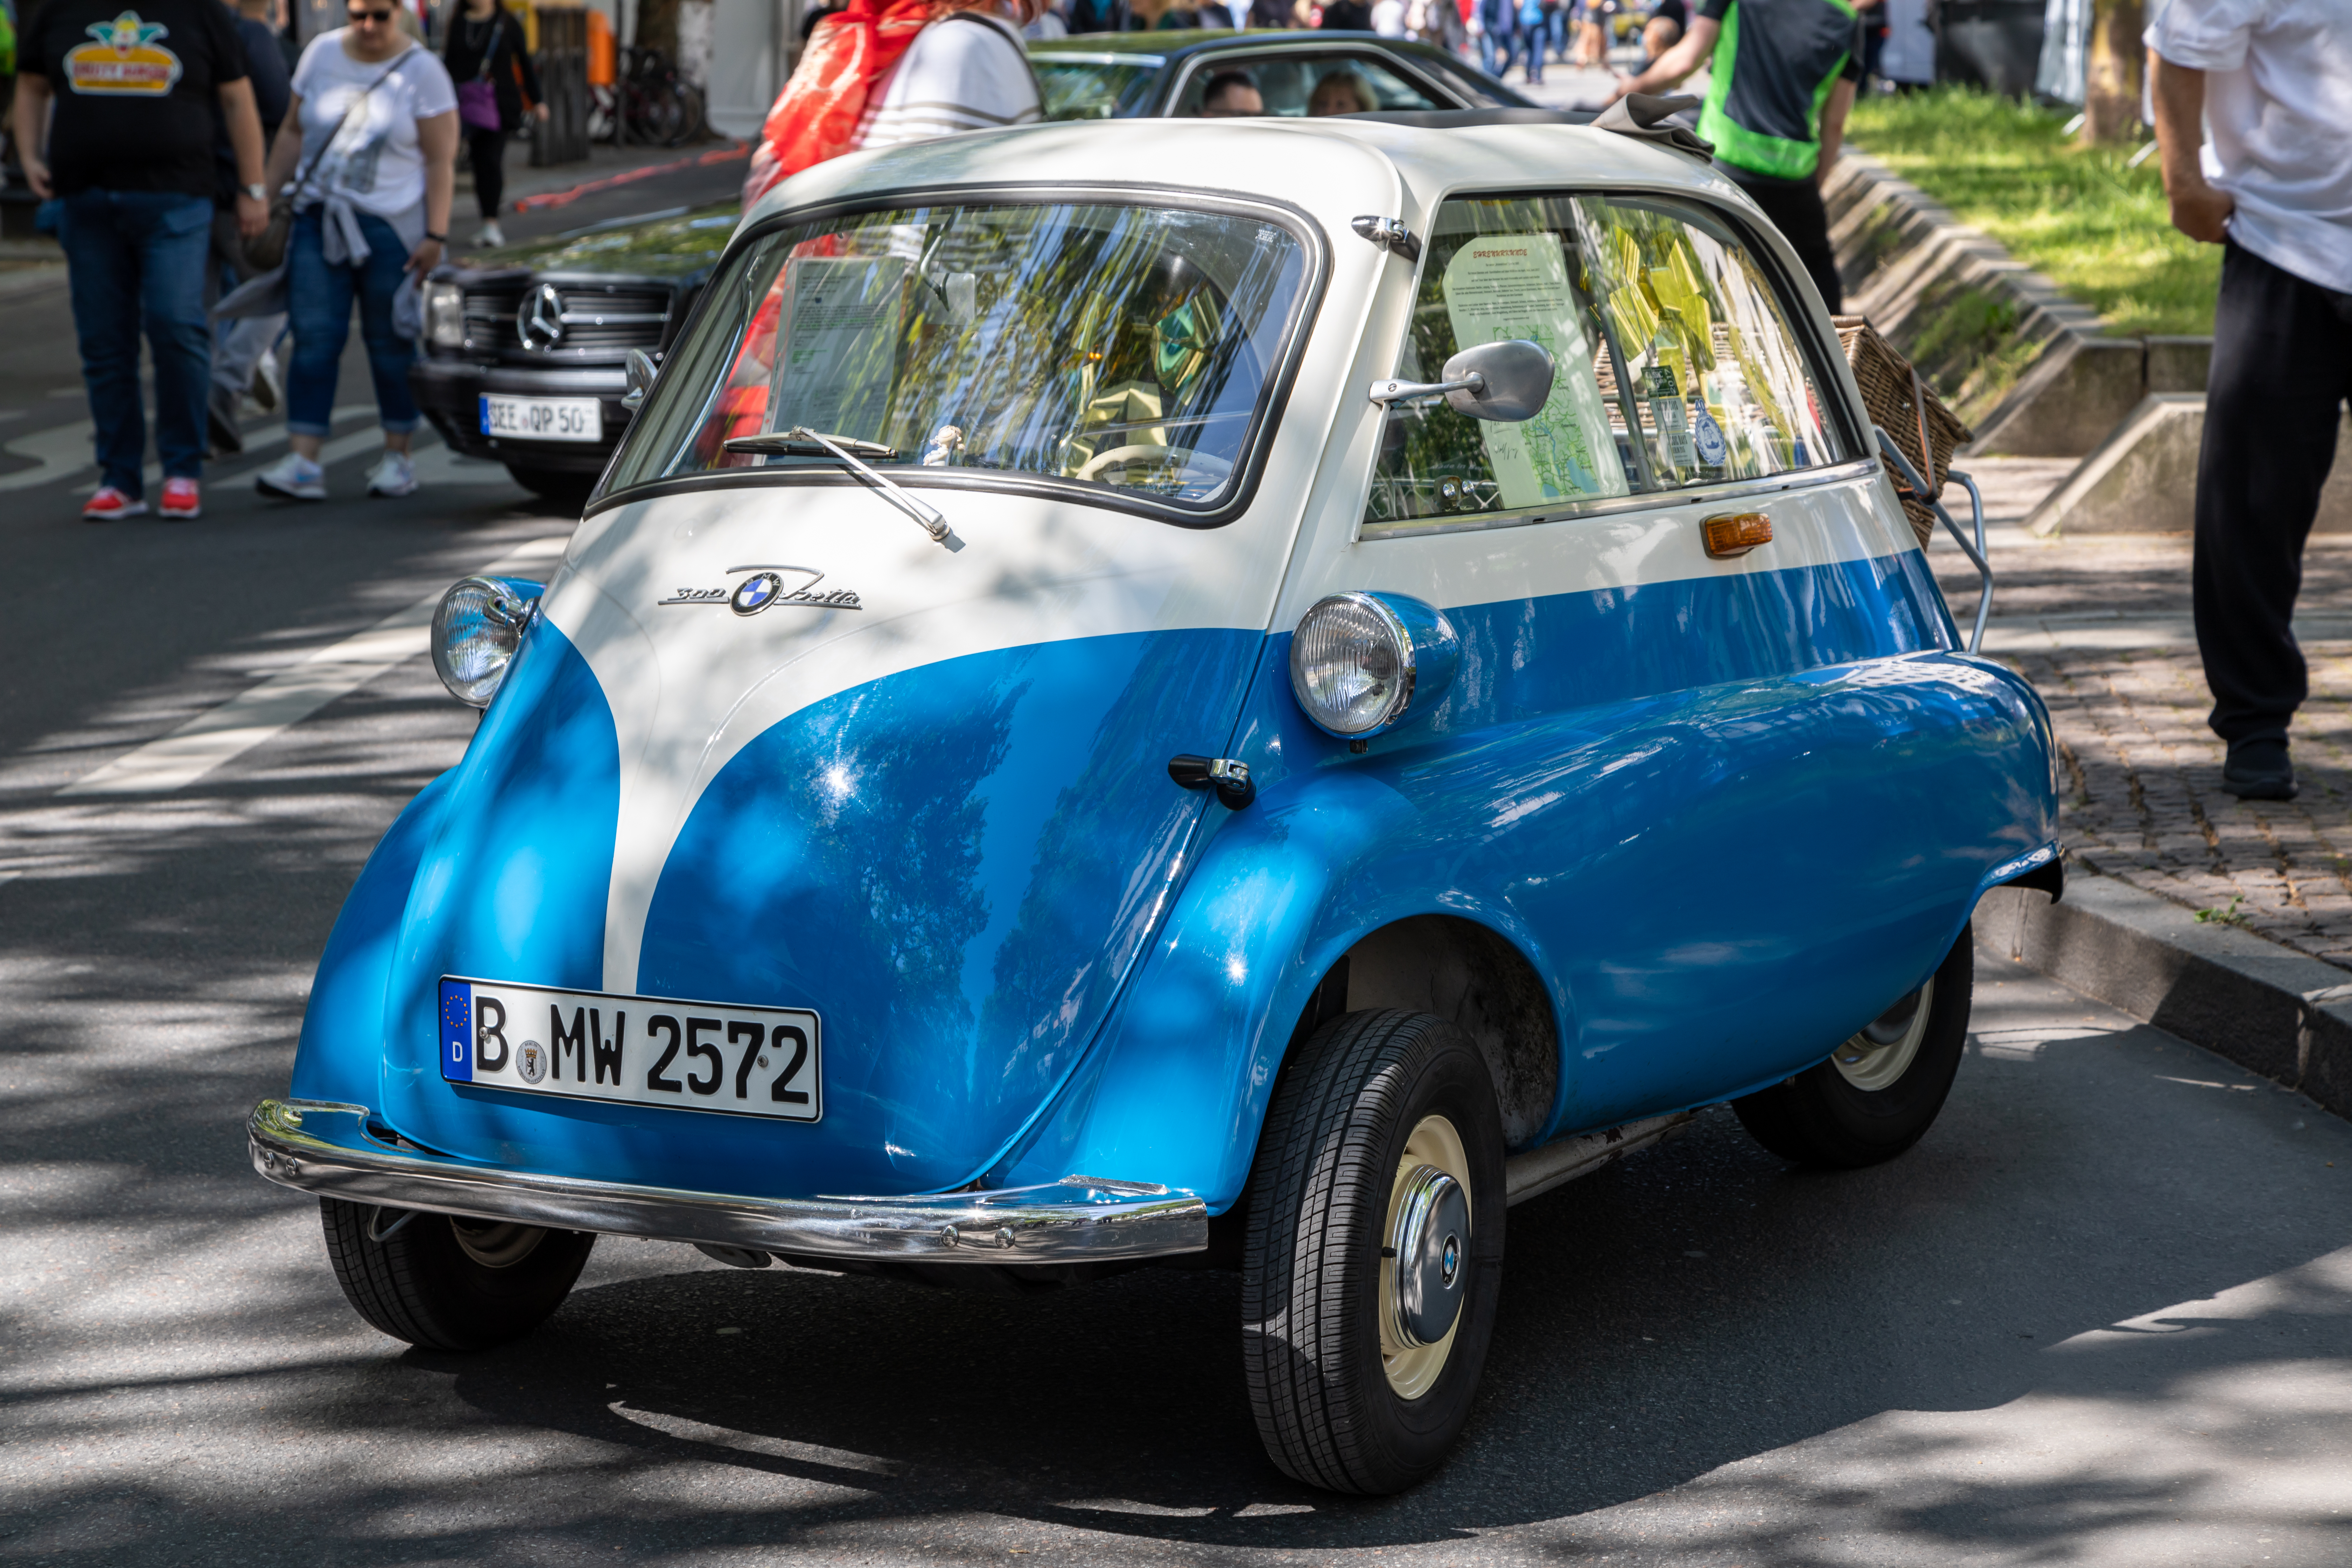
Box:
[1348,187,1974,1131]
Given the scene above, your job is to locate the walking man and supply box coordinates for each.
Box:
[2150,0,2352,801]
[1608,0,1861,312]
[15,0,269,519]
[207,0,292,457]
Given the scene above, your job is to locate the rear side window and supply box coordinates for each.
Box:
[1173,53,1445,116]
[1365,192,1849,529]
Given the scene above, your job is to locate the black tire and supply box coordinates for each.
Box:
[1734,924,1974,1169]
[320,1198,594,1352]
[1242,1009,1506,1494]
[503,464,597,512]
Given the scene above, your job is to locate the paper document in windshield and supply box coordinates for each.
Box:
[769,256,910,446]
[1441,236,1628,509]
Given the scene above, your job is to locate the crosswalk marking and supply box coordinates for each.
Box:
[57,535,571,797]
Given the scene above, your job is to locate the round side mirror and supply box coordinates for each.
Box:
[1441,340,1556,422]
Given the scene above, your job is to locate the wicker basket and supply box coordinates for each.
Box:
[1833,315,1973,549]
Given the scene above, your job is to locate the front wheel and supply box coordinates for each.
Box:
[321,1197,595,1351]
[503,463,597,513]
[1242,1009,1506,1494]
[1734,924,1975,1168]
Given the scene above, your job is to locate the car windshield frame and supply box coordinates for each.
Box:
[588,182,1331,529]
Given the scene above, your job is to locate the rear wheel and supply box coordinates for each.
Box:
[1242,1009,1505,1494]
[321,1197,594,1351]
[1733,925,1974,1168]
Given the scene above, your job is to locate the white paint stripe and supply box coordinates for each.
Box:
[57,535,571,797]
[75,413,392,498]
[0,403,378,497]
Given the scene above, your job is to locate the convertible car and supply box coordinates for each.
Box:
[259,108,2058,1493]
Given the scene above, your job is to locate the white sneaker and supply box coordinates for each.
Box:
[473,220,505,248]
[248,349,281,414]
[255,452,327,501]
[366,450,419,498]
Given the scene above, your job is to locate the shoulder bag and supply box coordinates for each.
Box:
[245,47,418,273]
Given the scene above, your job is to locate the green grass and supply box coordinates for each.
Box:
[1846,87,2219,337]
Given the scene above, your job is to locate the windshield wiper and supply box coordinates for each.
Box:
[723,430,902,461]
[723,427,960,551]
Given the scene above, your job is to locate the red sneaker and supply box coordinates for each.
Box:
[159,477,203,519]
[82,486,149,522]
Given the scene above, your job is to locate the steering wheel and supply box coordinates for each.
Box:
[1075,444,1235,485]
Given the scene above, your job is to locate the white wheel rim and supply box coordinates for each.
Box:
[1379,1114,1471,1401]
[1830,978,1935,1093]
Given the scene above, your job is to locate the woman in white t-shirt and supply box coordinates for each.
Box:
[252,0,458,503]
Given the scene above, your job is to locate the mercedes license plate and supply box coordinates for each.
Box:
[439,977,820,1122]
[479,393,602,443]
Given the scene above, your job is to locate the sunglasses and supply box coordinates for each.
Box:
[348,7,394,19]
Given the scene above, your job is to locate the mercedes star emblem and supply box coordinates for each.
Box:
[517,283,566,351]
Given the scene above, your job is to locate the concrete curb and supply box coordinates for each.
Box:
[2023,394,2352,536]
[1978,874,2352,1120]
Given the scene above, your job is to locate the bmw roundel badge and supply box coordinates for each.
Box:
[731,572,784,616]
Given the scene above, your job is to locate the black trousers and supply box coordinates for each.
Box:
[468,128,509,219]
[2193,241,2352,747]
[1720,162,1843,314]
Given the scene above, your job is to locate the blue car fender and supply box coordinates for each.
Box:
[290,770,461,1110]
[990,764,1564,1212]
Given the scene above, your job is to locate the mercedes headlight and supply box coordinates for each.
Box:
[1288,592,1460,738]
[432,576,542,707]
[425,280,466,349]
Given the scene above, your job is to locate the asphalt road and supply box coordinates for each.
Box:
[2,190,2349,1566]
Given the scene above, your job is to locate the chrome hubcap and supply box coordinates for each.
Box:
[1387,1164,1470,1348]
[1830,978,1935,1093]
[1379,1114,1473,1400]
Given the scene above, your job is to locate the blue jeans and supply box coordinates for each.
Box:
[286,207,421,439]
[58,189,215,494]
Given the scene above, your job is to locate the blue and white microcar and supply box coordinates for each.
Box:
[252,111,2060,1493]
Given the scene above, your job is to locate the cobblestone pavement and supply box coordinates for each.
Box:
[1935,458,2352,971]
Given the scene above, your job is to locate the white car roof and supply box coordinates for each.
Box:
[742,117,1754,241]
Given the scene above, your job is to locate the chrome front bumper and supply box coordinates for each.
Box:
[248,1100,1208,1264]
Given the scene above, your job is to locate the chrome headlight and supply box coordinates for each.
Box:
[432,576,542,707]
[425,280,466,349]
[1288,592,1461,738]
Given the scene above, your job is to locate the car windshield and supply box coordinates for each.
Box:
[606,200,1312,511]
[1034,57,1163,120]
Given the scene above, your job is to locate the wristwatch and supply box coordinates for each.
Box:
[243,182,267,201]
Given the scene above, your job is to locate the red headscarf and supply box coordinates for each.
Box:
[741,0,936,209]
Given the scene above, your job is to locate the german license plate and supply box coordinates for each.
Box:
[439,977,820,1122]
[479,393,603,443]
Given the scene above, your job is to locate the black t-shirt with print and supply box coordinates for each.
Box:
[31,0,249,197]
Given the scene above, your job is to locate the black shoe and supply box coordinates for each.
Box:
[2221,738,2297,801]
[206,385,244,457]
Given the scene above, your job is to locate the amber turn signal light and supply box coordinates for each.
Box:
[1701,511,1773,559]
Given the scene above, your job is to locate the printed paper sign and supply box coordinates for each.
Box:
[1440,236,1628,509]
[768,256,909,444]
